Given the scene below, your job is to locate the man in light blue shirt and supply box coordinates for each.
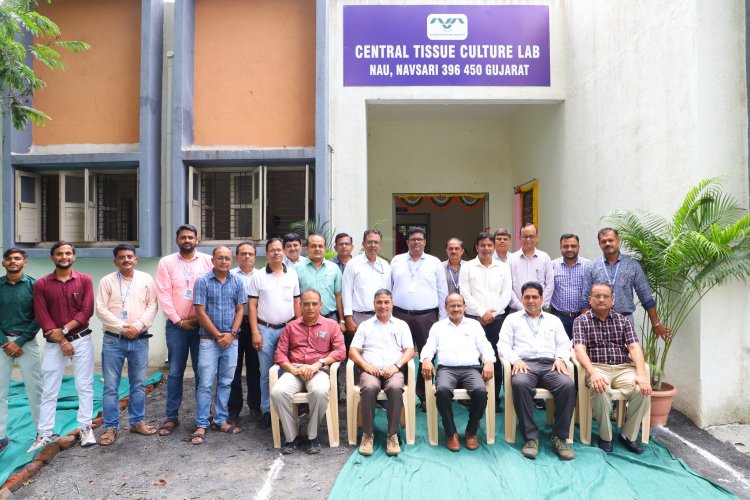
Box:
[498,281,575,461]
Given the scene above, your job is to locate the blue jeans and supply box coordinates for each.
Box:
[195,338,238,428]
[165,321,200,421]
[258,324,284,414]
[102,334,149,429]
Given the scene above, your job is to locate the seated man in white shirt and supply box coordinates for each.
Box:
[421,293,495,452]
[498,281,576,461]
[349,289,414,457]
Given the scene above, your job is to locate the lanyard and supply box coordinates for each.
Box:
[367,258,384,275]
[407,256,424,279]
[524,314,542,336]
[178,255,195,287]
[117,272,134,307]
[448,265,460,291]
[600,257,621,287]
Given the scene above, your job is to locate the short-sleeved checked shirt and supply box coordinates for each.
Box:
[193,270,247,334]
[572,310,638,365]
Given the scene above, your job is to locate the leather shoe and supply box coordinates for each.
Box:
[619,433,643,454]
[598,438,613,452]
[465,434,479,450]
[446,433,460,452]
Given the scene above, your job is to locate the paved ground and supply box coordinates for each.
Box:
[11,368,750,499]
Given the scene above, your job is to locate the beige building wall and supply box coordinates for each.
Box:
[193,0,316,146]
[33,1,141,146]
[329,0,749,425]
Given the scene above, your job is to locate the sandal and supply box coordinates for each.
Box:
[212,422,242,434]
[100,429,117,446]
[158,419,179,436]
[130,422,157,436]
[190,428,207,445]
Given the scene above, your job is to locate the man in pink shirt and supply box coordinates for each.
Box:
[270,289,345,454]
[155,225,212,436]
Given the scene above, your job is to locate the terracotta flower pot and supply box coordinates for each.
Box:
[650,382,677,426]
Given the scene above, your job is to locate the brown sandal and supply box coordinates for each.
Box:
[100,429,117,446]
[211,422,242,434]
[130,422,157,436]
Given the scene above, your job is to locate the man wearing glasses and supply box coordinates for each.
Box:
[271,289,345,454]
[573,282,651,454]
[190,246,246,443]
[331,233,353,273]
[390,227,448,411]
[508,223,554,312]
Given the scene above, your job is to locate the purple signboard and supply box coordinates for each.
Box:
[343,5,550,87]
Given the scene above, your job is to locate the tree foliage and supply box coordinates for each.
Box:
[0,0,90,130]
[602,177,750,387]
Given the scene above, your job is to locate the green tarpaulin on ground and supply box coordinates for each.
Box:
[329,401,735,499]
[0,372,163,485]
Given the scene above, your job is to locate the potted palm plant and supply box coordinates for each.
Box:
[603,177,750,424]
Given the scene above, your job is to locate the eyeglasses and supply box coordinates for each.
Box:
[214,256,232,261]
[408,238,425,242]
[446,304,465,309]
[336,242,352,247]
[301,301,320,307]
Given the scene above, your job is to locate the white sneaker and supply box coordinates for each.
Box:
[79,426,97,447]
[27,434,54,453]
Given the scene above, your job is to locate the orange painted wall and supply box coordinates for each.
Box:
[32,1,141,146]
[193,0,316,147]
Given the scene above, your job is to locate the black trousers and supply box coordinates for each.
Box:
[435,366,487,437]
[510,358,575,441]
[471,314,505,402]
[393,308,439,402]
[228,318,261,415]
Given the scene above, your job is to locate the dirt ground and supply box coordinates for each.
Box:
[15,370,353,499]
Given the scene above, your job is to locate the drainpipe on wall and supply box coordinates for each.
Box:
[161,2,175,253]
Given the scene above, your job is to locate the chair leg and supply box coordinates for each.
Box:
[641,397,651,444]
[486,377,495,445]
[426,382,438,446]
[270,403,282,449]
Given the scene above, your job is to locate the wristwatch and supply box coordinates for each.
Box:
[395,361,402,369]
[318,358,327,367]
[230,329,240,336]
[61,327,69,335]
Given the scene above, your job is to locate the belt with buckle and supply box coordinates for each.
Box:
[4,332,20,337]
[551,307,580,318]
[353,310,375,315]
[257,318,291,329]
[394,306,438,316]
[104,331,152,340]
[47,329,91,343]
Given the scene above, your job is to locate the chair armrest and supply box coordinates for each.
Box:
[329,361,341,391]
[269,364,280,387]
[500,356,512,391]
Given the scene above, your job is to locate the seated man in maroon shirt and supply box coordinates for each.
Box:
[270,289,345,454]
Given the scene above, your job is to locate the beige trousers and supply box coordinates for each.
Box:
[586,363,649,442]
[270,368,330,441]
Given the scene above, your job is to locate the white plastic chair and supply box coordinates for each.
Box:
[501,357,575,444]
[269,362,341,448]
[345,359,416,445]
[571,350,650,445]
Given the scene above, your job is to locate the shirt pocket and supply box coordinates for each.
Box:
[70,290,83,311]
[535,268,547,282]
[282,284,294,302]
[311,331,332,353]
